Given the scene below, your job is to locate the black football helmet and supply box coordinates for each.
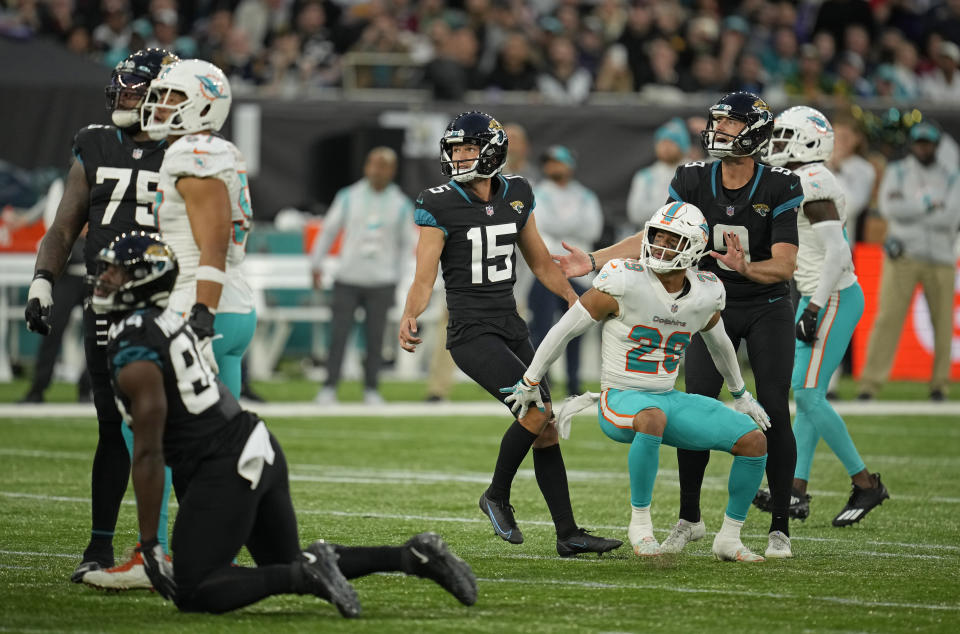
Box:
[440,111,509,182]
[105,48,180,129]
[90,231,179,315]
[701,91,774,159]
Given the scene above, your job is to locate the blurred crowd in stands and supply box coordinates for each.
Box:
[1,0,958,103]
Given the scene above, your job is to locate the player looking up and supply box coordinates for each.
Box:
[761,106,889,526]
[502,202,771,561]
[398,111,621,557]
[23,48,179,584]
[554,92,802,558]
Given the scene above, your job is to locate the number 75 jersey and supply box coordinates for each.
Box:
[594,259,725,393]
[414,174,534,319]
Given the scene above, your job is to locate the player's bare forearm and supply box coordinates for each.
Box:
[591,234,644,270]
[195,279,224,309]
[518,216,577,304]
[742,243,797,284]
[34,161,89,277]
[401,280,433,323]
[180,176,231,309]
[118,362,168,543]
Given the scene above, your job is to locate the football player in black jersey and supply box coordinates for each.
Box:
[92,231,476,615]
[398,111,621,557]
[23,49,180,583]
[554,93,802,559]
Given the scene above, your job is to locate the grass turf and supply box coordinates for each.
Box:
[1,402,958,632]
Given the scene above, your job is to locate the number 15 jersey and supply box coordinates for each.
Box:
[414,174,534,319]
[595,259,725,393]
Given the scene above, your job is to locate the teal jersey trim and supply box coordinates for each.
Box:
[499,174,510,199]
[112,345,161,377]
[772,194,804,218]
[710,161,720,198]
[447,180,472,203]
[668,183,683,202]
[414,208,448,238]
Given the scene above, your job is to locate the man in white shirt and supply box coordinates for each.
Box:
[627,117,690,229]
[310,147,416,405]
[529,146,604,395]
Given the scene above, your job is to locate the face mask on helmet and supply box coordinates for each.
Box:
[439,111,508,182]
[641,202,710,273]
[140,59,232,141]
[701,92,774,159]
[90,231,179,315]
[105,49,180,129]
[764,106,835,167]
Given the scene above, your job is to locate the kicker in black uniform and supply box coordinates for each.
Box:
[93,231,477,616]
[398,111,621,557]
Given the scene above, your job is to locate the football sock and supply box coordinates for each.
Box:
[726,455,767,521]
[630,505,654,535]
[334,545,403,579]
[792,402,820,481]
[121,422,173,553]
[187,565,293,613]
[487,420,538,502]
[795,387,866,477]
[89,419,130,556]
[718,515,744,540]
[628,433,662,509]
[533,444,577,538]
[676,448,710,523]
[765,410,797,537]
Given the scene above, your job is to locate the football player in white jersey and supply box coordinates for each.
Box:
[501,202,772,561]
[763,107,889,527]
[140,59,256,398]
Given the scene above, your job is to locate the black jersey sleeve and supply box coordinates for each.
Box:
[667,161,708,203]
[414,187,450,238]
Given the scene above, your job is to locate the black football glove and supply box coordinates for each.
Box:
[187,303,219,373]
[25,270,55,335]
[138,538,176,601]
[795,307,819,343]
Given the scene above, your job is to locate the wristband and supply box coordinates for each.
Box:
[588,252,597,272]
[196,265,226,285]
[34,269,55,283]
[729,386,746,398]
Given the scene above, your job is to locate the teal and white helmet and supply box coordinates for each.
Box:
[141,59,232,141]
[764,105,835,167]
[642,202,710,273]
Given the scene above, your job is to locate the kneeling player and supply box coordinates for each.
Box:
[93,232,476,615]
[503,203,770,561]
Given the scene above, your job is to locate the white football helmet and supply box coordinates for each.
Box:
[764,106,834,167]
[642,202,710,273]
[140,59,232,141]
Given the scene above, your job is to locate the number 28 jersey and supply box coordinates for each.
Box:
[107,307,249,472]
[73,125,167,275]
[414,174,534,319]
[595,259,725,393]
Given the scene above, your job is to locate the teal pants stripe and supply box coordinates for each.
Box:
[121,423,172,553]
[213,309,257,399]
[792,284,866,480]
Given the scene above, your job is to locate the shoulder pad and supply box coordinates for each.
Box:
[164,136,237,178]
[593,258,641,298]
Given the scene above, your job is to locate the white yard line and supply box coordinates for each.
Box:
[2,400,959,419]
[2,490,958,554]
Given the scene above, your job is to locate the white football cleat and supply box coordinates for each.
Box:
[712,534,765,562]
[765,530,793,559]
[659,519,706,554]
[82,548,159,591]
[632,535,661,556]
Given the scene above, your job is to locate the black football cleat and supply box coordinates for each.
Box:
[402,532,477,606]
[752,487,811,520]
[479,492,523,544]
[301,541,361,618]
[833,473,890,527]
[556,528,623,558]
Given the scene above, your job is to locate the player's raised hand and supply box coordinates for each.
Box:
[733,390,771,431]
[138,539,176,601]
[710,231,748,274]
[552,241,592,278]
[25,272,54,335]
[398,316,422,352]
[499,376,544,419]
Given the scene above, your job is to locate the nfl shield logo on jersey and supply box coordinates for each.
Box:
[132,148,143,160]
[725,205,735,217]
[485,205,495,216]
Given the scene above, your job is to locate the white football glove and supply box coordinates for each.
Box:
[25,275,54,335]
[733,390,771,431]
[499,376,544,419]
[138,539,176,601]
[197,335,220,375]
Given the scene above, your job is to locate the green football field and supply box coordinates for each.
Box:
[1,380,958,633]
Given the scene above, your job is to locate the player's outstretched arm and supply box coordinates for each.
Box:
[501,289,614,418]
[700,312,770,430]
[179,176,231,310]
[551,233,645,279]
[399,227,444,353]
[517,214,578,305]
[116,361,169,545]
